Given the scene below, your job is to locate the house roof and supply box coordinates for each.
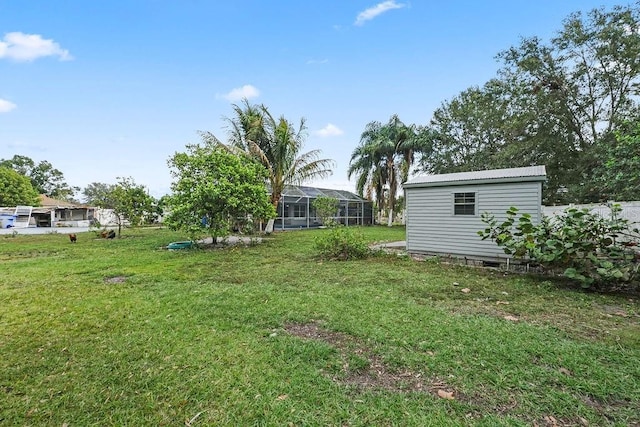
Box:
[38,194,90,208]
[403,165,547,188]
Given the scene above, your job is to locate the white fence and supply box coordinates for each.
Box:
[543,201,640,225]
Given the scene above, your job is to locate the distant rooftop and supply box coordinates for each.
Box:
[404,166,547,188]
[39,194,90,208]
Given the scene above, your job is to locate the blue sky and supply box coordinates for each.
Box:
[0,0,627,199]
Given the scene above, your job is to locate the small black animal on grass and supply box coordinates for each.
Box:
[69,233,77,243]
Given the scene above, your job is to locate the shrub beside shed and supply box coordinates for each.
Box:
[403,166,547,261]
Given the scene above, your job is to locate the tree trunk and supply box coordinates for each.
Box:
[387,208,394,227]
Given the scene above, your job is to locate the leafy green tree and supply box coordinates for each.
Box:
[225,99,334,208]
[82,182,116,207]
[496,5,640,202]
[0,155,78,200]
[165,140,276,243]
[0,167,40,206]
[110,177,156,236]
[500,5,640,147]
[595,122,640,201]
[311,196,340,227]
[419,4,640,204]
[420,80,514,174]
[420,78,578,204]
[349,115,424,226]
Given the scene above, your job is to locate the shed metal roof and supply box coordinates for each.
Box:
[404,165,546,188]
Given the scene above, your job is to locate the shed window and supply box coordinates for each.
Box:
[454,192,475,215]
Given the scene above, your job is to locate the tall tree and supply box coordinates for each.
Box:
[497,4,640,202]
[165,140,276,243]
[109,177,156,236]
[419,78,579,204]
[225,99,334,208]
[349,115,422,226]
[82,182,116,207]
[420,80,515,174]
[594,121,640,201]
[348,139,387,219]
[0,167,40,206]
[419,4,640,204]
[0,155,78,200]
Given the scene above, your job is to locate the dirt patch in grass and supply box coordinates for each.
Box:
[579,394,640,426]
[104,276,127,284]
[284,322,455,396]
[284,322,640,426]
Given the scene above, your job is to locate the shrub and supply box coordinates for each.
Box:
[479,204,640,290]
[314,226,370,260]
[312,196,340,228]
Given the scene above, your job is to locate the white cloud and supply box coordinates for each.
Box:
[306,58,329,65]
[355,1,405,26]
[6,140,46,151]
[0,98,17,113]
[0,32,72,62]
[220,84,260,102]
[315,123,344,137]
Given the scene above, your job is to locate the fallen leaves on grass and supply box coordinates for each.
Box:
[558,367,572,376]
[185,411,205,426]
[503,315,519,322]
[437,389,455,400]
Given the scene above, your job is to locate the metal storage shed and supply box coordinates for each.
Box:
[403,166,546,261]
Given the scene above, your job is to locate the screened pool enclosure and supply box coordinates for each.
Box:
[273,185,374,230]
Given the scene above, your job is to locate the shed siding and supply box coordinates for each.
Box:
[406,181,542,259]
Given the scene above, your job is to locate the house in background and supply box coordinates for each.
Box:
[31,195,96,227]
[403,166,546,262]
[273,185,374,230]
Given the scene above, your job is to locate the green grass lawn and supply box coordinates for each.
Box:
[1,227,638,426]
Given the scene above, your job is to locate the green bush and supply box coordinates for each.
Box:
[312,196,340,228]
[314,226,371,260]
[479,204,640,290]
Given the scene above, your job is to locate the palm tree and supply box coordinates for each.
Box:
[348,122,388,223]
[225,99,334,208]
[348,115,424,226]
